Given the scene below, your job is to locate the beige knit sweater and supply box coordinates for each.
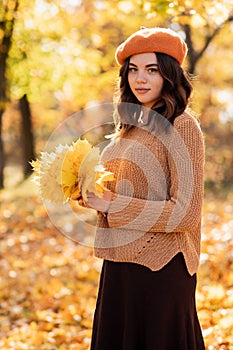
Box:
[94,111,205,276]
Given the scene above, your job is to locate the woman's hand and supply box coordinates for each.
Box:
[86,190,112,213]
[72,190,113,213]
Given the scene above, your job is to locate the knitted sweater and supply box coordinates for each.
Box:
[94,112,205,276]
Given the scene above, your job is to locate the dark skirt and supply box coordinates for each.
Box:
[90,253,205,350]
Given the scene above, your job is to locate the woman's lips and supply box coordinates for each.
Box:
[135,88,150,93]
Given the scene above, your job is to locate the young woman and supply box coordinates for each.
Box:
[77,27,205,350]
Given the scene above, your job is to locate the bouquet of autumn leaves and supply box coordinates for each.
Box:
[30,139,114,204]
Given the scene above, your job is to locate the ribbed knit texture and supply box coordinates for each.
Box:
[94,112,205,276]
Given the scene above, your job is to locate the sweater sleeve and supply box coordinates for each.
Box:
[107,116,205,233]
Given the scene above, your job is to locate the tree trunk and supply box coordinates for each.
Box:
[19,94,35,177]
[0,0,19,188]
[0,110,4,188]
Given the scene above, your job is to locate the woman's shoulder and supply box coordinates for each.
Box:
[174,110,198,124]
[174,110,202,132]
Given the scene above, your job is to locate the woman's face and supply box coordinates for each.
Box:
[128,52,163,109]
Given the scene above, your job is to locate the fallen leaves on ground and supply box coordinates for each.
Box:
[0,178,233,349]
[0,179,99,350]
[197,194,233,349]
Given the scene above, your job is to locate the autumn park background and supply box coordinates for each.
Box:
[0,0,233,349]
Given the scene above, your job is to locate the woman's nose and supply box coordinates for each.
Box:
[136,70,147,83]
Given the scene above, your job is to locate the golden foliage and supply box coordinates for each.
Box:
[31,139,114,203]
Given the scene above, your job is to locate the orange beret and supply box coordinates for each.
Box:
[115,27,188,66]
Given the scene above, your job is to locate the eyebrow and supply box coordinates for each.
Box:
[129,62,159,68]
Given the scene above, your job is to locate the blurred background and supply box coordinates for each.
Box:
[0,1,233,349]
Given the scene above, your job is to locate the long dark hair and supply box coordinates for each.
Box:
[113,52,193,137]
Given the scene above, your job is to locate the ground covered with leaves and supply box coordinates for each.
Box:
[0,176,233,350]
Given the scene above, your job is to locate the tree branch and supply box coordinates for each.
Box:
[182,13,233,73]
[196,14,233,61]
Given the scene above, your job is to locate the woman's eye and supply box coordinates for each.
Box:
[148,68,158,73]
[129,67,137,72]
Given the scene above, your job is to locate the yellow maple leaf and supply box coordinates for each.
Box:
[95,167,115,196]
[31,145,70,203]
[30,159,41,172]
[62,139,114,202]
[61,139,93,200]
[78,147,102,201]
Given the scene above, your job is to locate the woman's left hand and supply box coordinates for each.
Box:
[71,190,112,213]
[85,190,112,213]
